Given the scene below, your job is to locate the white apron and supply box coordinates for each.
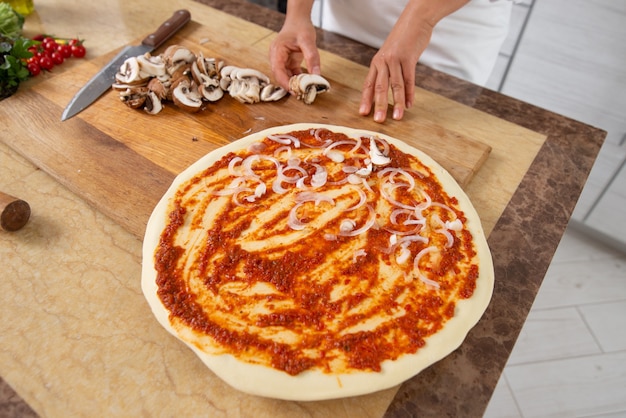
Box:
[318,0,513,86]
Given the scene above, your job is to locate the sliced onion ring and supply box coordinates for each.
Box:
[339,204,376,237]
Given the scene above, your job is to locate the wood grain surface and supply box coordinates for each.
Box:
[0,21,490,239]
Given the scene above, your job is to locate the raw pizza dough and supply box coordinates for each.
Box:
[142,123,494,400]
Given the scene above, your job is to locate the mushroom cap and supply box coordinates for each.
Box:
[116,57,151,85]
[147,77,169,100]
[137,53,166,77]
[199,83,224,102]
[289,74,331,104]
[172,81,203,113]
[119,86,149,109]
[260,84,288,102]
[162,45,196,67]
[232,67,270,85]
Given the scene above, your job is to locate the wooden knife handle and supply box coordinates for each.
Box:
[141,9,191,50]
[0,191,31,232]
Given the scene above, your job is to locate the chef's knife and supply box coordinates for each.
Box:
[61,9,191,121]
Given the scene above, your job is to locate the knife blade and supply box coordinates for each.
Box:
[61,9,191,121]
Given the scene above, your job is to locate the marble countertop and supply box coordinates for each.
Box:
[0,0,605,416]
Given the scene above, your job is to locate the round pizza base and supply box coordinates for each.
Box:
[141,123,494,401]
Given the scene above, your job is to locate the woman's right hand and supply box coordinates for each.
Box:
[269,0,321,91]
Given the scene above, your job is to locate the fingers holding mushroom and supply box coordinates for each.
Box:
[289,73,331,105]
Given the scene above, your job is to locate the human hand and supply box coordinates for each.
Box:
[269,16,321,91]
[359,23,432,123]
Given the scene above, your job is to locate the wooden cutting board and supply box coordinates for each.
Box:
[0,21,490,239]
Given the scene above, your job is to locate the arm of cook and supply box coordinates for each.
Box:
[359,0,470,123]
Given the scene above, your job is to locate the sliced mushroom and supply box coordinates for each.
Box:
[167,74,191,101]
[199,79,224,102]
[162,45,196,76]
[171,78,203,113]
[112,82,140,92]
[193,53,221,79]
[232,68,270,85]
[190,56,224,102]
[219,65,236,90]
[119,86,149,109]
[143,90,164,115]
[146,77,169,101]
[369,137,391,166]
[260,84,288,102]
[169,63,191,82]
[289,73,331,104]
[223,66,275,104]
[228,78,262,104]
[162,45,196,65]
[115,57,149,85]
[136,53,166,77]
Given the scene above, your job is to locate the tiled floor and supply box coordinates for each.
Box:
[484,226,626,417]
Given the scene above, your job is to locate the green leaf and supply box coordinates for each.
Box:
[1,34,34,99]
[0,3,23,38]
[11,37,35,58]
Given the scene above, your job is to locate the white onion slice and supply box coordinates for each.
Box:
[232,188,255,206]
[378,167,416,189]
[396,247,411,264]
[445,219,463,231]
[344,186,367,211]
[436,228,455,248]
[274,145,292,158]
[287,157,301,167]
[339,204,376,237]
[347,174,362,185]
[272,178,289,194]
[280,163,308,181]
[298,128,333,148]
[390,233,398,245]
[242,154,280,177]
[340,219,356,233]
[398,234,429,246]
[296,176,309,190]
[353,249,367,263]
[429,201,458,218]
[268,133,301,148]
[390,208,413,225]
[326,150,345,163]
[412,246,440,288]
[323,139,361,157]
[360,177,375,194]
[247,142,267,154]
[380,182,417,211]
[295,191,335,206]
[288,203,306,230]
[311,164,327,188]
[228,156,243,176]
[254,182,267,198]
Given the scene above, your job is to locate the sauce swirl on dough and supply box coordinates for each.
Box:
[154,128,478,376]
